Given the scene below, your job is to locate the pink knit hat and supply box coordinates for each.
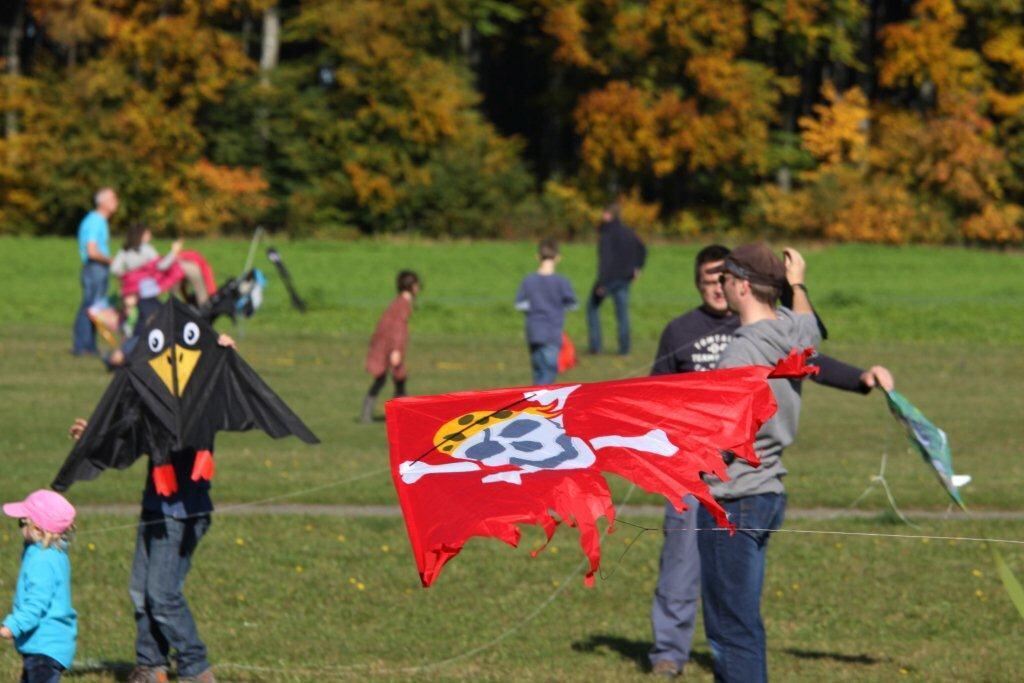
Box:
[3,490,76,534]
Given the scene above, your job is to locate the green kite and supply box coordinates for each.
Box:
[884,389,971,508]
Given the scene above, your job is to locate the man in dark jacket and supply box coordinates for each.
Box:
[587,203,647,355]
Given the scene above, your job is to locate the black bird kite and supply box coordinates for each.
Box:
[53,298,319,495]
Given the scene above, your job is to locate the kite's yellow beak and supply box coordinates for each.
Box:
[148,345,202,397]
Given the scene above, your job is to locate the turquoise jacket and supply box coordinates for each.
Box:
[3,542,77,669]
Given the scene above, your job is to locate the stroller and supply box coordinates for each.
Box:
[195,227,306,324]
[200,268,267,324]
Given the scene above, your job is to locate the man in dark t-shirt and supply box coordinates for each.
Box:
[648,245,894,678]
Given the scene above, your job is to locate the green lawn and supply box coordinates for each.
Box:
[1,515,1021,681]
[0,237,1022,680]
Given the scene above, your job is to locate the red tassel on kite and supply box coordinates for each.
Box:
[769,347,820,379]
[152,463,178,497]
[191,449,215,482]
[385,349,818,588]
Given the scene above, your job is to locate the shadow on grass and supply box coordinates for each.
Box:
[68,660,134,681]
[571,634,713,674]
[782,647,886,665]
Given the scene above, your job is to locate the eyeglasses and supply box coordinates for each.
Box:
[18,518,28,528]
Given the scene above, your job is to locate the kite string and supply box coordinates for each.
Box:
[612,518,1024,546]
[74,466,392,537]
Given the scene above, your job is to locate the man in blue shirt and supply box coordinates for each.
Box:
[72,187,118,355]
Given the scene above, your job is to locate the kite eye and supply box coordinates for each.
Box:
[148,329,165,353]
[182,322,200,346]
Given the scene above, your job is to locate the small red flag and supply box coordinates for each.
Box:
[557,332,577,373]
[386,349,817,587]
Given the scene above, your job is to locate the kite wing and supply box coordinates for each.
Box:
[52,371,175,491]
[180,348,320,448]
[885,389,969,508]
[53,298,318,493]
[387,349,817,587]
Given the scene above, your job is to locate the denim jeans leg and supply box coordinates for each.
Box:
[609,281,631,354]
[72,263,109,353]
[21,654,65,683]
[135,514,212,677]
[130,514,171,669]
[530,343,560,385]
[697,494,786,683]
[649,497,701,669]
[586,287,603,353]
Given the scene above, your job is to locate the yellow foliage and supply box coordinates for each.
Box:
[878,0,984,94]
[824,179,917,244]
[541,2,603,72]
[983,27,1024,117]
[542,180,601,234]
[873,99,1008,207]
[751,170,951,244]
[961,203,1024,244]
[799,83,869,168]
[652,0,748,58]
[617,190,661,239]
[167,161,271,235]
[575,81,663,176]
[344,162,400,213]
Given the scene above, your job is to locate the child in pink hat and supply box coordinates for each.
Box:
[1,490,78,681]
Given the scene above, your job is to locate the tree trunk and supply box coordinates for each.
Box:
[256,5,280,146]
[259,4,280,85]
[5,0,24,140]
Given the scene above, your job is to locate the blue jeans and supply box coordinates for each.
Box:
[649,497,701,670]
[72,261,109,354]
[697,493,786,683]
[586,279,631,354]
[129,512,211,677]
[529,342,560,385]
[20,654,65,682]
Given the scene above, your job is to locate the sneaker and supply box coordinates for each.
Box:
[180,668,217,683]
[651,659,682,678]
[126,666,169,683]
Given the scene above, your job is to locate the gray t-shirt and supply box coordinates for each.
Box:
[707,307,821,500]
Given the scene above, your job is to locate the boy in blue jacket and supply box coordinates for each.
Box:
[1,489,78,682]
[516,239,578,385]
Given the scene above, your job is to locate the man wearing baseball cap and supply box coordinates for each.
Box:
[698,242,822,682]
[646,244,894,678]
[2,490,78,681]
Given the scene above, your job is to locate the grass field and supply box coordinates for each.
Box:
[0,236,1022,680]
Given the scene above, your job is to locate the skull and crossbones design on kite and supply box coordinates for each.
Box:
[386,350,820,588]
[399,384,679,486]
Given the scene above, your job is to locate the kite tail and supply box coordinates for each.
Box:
[152,464,178,497]
[768,347,820,379]
[191,449,215,482]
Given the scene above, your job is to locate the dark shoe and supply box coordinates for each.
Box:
[651,659,682,677]
[180,669,216,683]
[360,395,375,423]
[126,666,169,683]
